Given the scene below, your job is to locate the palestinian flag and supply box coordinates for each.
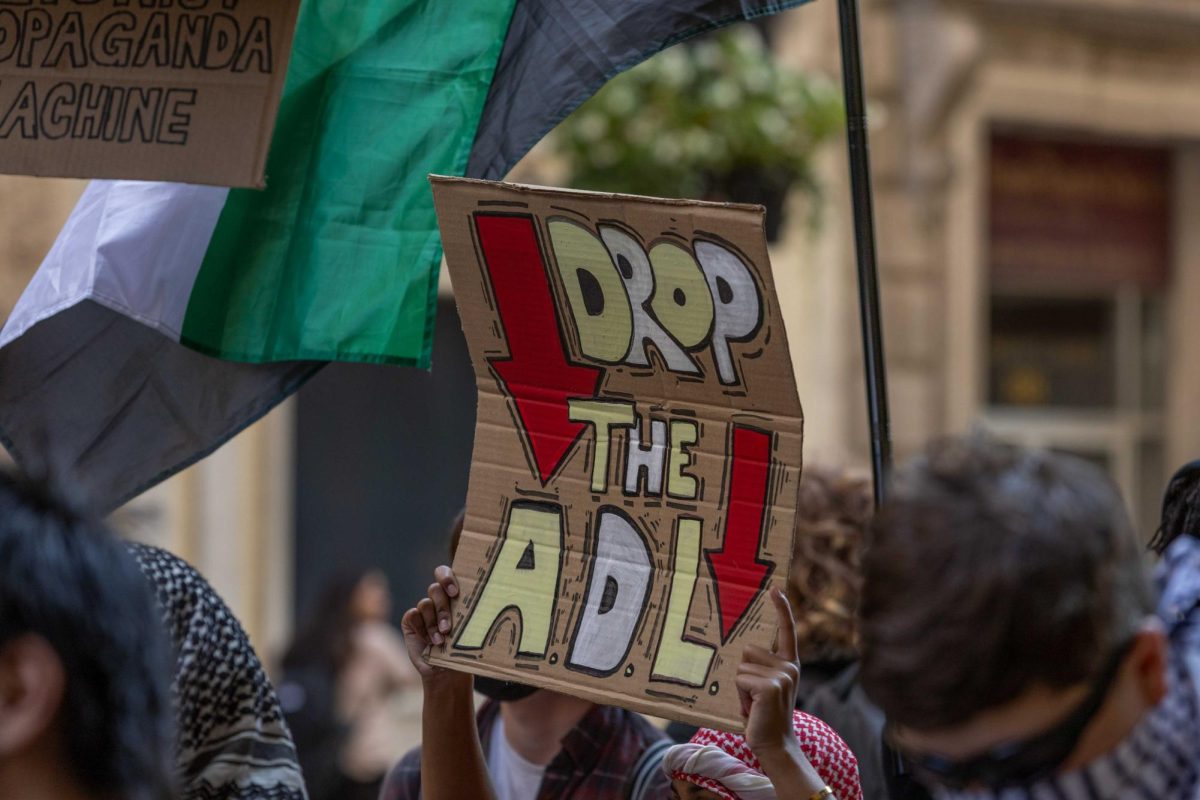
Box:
[0,0,808,509]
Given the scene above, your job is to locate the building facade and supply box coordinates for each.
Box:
[773,0,1200,536]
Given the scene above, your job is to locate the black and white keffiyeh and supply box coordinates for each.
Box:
[129,543,309,800]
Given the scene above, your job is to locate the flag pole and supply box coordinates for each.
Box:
[835,6,931,796]
[836,0,892,507]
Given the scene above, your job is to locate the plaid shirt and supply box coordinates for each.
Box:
[381,700,670,800]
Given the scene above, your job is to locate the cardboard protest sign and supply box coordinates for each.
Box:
[430,177,803,730]
[0,0,299,187]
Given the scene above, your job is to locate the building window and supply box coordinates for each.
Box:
[989,295,1115,409]
[982,131,1171,534]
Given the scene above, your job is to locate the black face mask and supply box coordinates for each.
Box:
[892,638,1135,791]
[473,675,540,703]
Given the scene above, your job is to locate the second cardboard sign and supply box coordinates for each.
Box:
[0,1,300,187]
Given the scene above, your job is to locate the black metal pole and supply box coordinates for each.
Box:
[836,7,932,798]
[836,0,892,507]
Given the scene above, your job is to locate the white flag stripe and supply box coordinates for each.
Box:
[1,181,228,348]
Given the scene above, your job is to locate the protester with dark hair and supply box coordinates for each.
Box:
[1153,457,1200,667]
[860,435,1199,799]
[281,568,416,800]
[0,472,175,800]
[129,543,308,800]
[1150,459,1200,555]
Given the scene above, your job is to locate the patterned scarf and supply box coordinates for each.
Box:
[662,710,864,800]
[130,544,309,800]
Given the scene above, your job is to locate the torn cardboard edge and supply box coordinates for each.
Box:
[430,174,769,216]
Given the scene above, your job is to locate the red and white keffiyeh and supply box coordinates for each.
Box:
[662,710,863,800]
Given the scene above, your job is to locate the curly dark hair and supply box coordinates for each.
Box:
[1150,460,1200,555]
[860,435,1152,730]
[0,470,175,800]
[787,466,872,663]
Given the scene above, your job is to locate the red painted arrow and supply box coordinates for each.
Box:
[706,426,775,643]
[473,213,602,485]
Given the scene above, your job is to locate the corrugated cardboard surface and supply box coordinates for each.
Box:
[430,176,803,731]
[0,1,299,187]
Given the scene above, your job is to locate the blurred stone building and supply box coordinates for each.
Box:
[772,0,1200,537]
[1,0,1197,653]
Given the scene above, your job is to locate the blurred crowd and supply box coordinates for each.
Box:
[2,434,1198,800]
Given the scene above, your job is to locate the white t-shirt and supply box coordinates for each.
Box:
[487,717,548,800]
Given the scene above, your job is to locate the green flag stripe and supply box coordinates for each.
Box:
[181,0,518,367]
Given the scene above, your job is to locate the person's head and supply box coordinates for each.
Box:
[284,567,385,674]
[663,711,861,800]
[787,466,872,664]
[861,435,1165,792]
[0,472,174,800]
[351,569,393,622]
[1150,459,1200,555]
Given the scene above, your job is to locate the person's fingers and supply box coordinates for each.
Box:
[742,644,792,669]
[737,672,794,718]
[738,686,752,718]
[736,672,782,718]
[434,565,460,598]
[400,607,434,676]
[736,678,756,717]
[428,582,452,636]
[735,671,776,694]
[417,597,442,646]
[738,655,798,713]
[742,643,772,665]
[401,607,430,646]
[770,587,799,661]
[740,647,800,686]
[737,663,795,697]
[737,660,778,679]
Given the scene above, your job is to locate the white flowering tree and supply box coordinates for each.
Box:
[554,26,842,239]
